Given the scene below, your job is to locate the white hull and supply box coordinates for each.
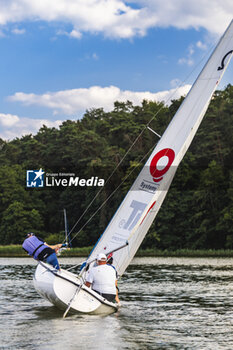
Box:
[33,262,118,315]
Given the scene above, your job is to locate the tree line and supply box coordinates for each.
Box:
[0,84,232,250]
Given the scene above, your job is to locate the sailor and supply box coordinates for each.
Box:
[107,255,120,304]
[22,233,64,269]
[107,255,117,275]
[85,253,120,304]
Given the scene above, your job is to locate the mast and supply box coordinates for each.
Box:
[63,208,71,247]
[64,209,67,242]
[87,20,233,276]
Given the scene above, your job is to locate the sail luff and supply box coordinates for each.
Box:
[87,20,233,275]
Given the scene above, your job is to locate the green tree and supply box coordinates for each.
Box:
[0,201,43,244]
[0,88,232,250]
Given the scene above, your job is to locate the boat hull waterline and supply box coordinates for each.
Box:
[33,262,118,315]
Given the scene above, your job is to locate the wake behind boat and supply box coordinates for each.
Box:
[33,20,233,316]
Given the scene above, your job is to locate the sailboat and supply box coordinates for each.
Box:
[33,20,233,316]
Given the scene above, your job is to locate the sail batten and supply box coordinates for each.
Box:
[87,20,233,276]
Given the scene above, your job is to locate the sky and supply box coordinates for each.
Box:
[0,0,233,140]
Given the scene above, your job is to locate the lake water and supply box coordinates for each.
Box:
[1,257,233,350]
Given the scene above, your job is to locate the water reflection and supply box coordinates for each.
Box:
[1,257,233,349]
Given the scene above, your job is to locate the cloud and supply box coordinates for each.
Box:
[178,57,194,66]
[178,44,195,66]
[0,113,19,127]
[2,84,191,140]
[0,1,232,39]
[178,39,209,67]
[69,29,82,39]
[139,0,233,35]
[0,0,152,39]
[196,40,207,50]
[0,113,63,140]
[12,28,25,35]
[92,53,99,60]
[8,85,191,116]
[57,28,82,39]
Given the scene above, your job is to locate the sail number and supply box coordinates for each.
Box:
[150,148,175,182]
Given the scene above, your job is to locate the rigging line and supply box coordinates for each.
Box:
[68,112,163,236]
[69,92,178,237]
[145,44,216,129]
[68,127,146,235]
[68,87,187,236]
[68,143,157,244]
[68,44,215,238]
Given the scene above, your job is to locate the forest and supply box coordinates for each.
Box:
[0,84,232,250]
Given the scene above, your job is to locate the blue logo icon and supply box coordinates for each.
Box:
[26,169,45,188]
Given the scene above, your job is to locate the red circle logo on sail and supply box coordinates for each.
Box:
[150,148,175,182]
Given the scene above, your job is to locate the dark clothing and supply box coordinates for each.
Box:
[93,289,116,302]
[36,239,60,269]
[37,246,54,260]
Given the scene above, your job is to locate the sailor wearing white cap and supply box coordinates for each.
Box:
[85,252,120,303]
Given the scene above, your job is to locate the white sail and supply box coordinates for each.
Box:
[87,20,233,276]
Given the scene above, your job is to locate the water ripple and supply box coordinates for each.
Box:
[1,257,233,349]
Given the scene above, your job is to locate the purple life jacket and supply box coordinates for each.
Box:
[22,236,46,260]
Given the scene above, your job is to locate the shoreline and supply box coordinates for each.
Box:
[1,245,233,258]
